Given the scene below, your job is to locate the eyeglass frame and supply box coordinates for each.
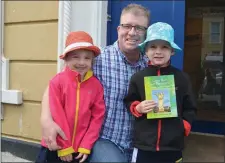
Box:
[119,24,147,33]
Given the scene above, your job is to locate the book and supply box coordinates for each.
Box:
[144,75,178,119]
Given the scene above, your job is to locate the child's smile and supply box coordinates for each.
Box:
[73,65,89,76]
[145,40,174,67]
[65,49,94,79]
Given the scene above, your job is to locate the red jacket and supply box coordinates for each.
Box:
[41,66,105,157]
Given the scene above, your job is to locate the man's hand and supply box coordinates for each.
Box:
[60,154,73,162]
[75,153,88,163]
[136,100,156,114]
[41,119,67,151]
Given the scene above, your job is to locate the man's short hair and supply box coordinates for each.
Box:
[120,3,150,25]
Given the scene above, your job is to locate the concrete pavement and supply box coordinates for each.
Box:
[1,152,31,162]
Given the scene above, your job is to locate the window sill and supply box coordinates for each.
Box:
[1,89,23,104]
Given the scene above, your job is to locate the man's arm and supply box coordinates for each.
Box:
[41,86,52,124]
[49,78,74,157]
[40,86,67,151]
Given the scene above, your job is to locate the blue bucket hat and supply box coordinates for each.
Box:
[138,22,182,52]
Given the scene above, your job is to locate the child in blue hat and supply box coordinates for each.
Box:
[124,22,197,163]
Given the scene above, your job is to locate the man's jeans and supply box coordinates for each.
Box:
[89,138,128,162]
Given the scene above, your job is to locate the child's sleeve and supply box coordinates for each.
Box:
[77,85,105,154]
[124,75,143,118]
[182,74,197,136]
[49,77,74,157]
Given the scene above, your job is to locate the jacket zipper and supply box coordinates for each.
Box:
[72,80,81,147]
[156,68,161,151]
[156,120,161,151]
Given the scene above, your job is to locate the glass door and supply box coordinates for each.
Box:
[184,4,225,135]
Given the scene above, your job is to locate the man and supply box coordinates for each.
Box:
[40,3,150,162]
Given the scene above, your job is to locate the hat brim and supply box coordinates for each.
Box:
[170,42,181,51]
[60,46,101,59]
[138,39,182,52]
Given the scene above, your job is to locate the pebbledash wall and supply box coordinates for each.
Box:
[1,1,107,161]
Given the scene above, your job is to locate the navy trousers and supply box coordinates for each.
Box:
[36,146,80,163]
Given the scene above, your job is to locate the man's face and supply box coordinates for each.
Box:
[145,40,174,67]
[117,13,148,53]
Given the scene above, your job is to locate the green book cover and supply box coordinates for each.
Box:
[144,75,178,119]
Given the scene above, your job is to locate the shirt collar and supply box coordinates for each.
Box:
[113,41,148,67]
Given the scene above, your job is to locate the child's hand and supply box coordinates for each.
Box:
[136,100,156,113]
[60,154,73,162]
[75,153,88,163]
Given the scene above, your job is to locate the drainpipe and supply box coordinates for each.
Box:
[57,1,72,72]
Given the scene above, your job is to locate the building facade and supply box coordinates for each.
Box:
[1,0,224,161]
[2,1,58,142]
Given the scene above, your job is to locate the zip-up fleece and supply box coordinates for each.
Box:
[124,64,197,152]
[41,66,105,157]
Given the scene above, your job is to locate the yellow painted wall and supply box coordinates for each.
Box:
[202,16,224,59]
[2,1,58,142]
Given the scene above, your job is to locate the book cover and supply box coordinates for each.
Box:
[144,75,178,119]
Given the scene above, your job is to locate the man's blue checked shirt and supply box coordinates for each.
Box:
[93,41,148,151]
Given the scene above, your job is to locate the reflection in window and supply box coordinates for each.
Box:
[210,22,221,43]
[199,53,223,108]
[211,51,221,56]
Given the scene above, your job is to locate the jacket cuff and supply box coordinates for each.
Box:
[57,147,75,157]
[183,120,191,136]
[130,101,142,117]
[78,148,90,154]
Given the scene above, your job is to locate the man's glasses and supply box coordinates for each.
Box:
[120,24,147,33]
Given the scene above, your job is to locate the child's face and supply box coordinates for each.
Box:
[145,40,174,67]
[65,49,94,77]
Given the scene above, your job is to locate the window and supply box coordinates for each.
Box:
[210,22,221,43]
[211,51,221,56]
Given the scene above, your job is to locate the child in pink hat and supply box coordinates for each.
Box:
[36,31,105,163]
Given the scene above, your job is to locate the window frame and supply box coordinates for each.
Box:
[209,21,222,44]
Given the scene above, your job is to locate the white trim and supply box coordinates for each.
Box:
[57,1,64,72]
[1,56,9,90]
[1,56,23,105]
[57,1,108,72]
[1,90,23,104]
[57,1,72,72]
[90,1,108,48]
[64,42,93,53]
